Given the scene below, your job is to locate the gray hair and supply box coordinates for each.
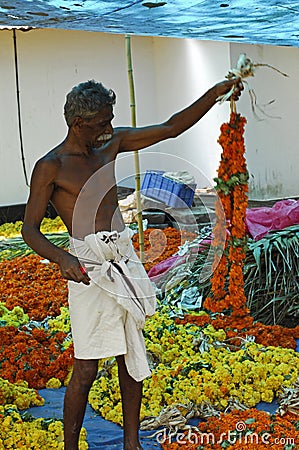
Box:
[64,80,116,126]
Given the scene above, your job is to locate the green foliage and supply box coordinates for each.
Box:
[214,172,249,195]
[0,232,69,261]
[244,225,299,325]
[157,225,299,326]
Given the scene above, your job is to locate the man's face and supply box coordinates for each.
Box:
[79,105,114,148]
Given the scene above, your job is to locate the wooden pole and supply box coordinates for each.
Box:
[125,35,145,262]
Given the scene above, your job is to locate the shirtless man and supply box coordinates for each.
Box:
[21,78,243,450]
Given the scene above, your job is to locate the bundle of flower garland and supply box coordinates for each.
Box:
[204,112,249,317]
[204,54,289,319]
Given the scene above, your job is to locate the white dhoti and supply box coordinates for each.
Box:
[68,226,156,382]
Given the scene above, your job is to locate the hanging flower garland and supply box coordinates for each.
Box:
[204,111,249,316]
[204,54,289,317]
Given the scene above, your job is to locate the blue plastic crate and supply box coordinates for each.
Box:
[141,170,196,208]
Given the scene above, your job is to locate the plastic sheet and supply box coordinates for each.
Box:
[246,199,299,240]
[24,388,282,449]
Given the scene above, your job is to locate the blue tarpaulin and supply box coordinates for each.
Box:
[25,337,299,449]
[27,386,280,449]
[1,0,299,47]
[27,387,162,449]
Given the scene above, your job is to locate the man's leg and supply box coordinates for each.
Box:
[116,355,143,450]
[64,358,98,450]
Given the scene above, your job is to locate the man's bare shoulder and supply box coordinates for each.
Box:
[32,147,62,181]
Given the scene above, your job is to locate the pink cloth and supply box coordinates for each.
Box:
[245,199,299,240]
[147,239,212,284]
[148,255,185,284]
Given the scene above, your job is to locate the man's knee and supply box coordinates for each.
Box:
[73,359,98,388]
[116,354,125,366]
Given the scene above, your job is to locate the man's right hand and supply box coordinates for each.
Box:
[215,78,244,103]
[58,252,90,285]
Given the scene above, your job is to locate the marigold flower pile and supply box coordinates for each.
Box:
[0,253,79,448]
[161,409,299,450]
[1,254,68,321]
[0,178,299,449]
[0,216,67,239]
[176,312,299,350]
[0,405,88,450]
[132,227,197,272]
[88,311,299,428]
[0,325,74,389]
[0,378,44,410]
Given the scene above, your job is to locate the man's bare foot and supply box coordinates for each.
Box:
[123,446,143,450]
[123,447,143,450]
[123,441,143,450]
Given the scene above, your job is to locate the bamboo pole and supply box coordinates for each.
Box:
[125,35,145,262]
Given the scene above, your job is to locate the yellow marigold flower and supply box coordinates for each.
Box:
[46,378,62,389]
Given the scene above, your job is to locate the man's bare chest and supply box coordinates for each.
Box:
[54,155,116,199]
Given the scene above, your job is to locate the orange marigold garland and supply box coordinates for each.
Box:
[204,112,249,316]
[175,314,299,350]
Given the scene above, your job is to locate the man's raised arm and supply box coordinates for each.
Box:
[117,78,243,152]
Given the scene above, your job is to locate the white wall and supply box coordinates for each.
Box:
[147,38,232,189]
[117,37,233,190]
[0,28,298,207]
[0,31,27,205]
[230,43,299,198]
[0,29,159,205]
[140,38,299,199]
